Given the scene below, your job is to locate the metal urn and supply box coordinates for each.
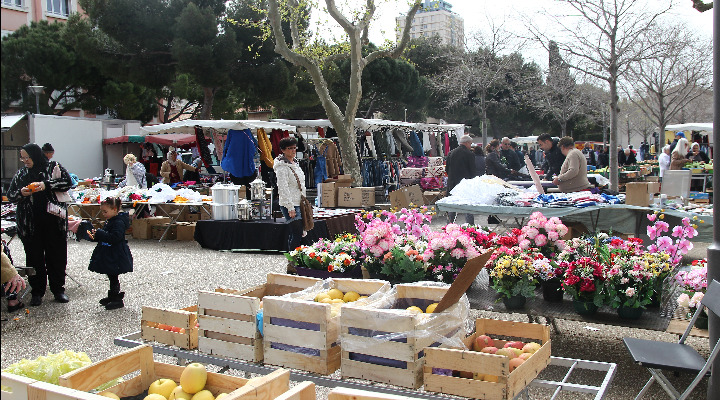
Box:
[238,199,253,220]
[250,177,266,200]
[102,169,115,184]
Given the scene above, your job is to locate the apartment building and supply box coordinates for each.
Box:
[1,0,81,37]
[396,0,464,48]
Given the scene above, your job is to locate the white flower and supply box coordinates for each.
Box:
[677,293,690,307]
[625,287,636,297]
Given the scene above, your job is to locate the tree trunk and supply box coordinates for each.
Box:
[609,75,619,192]
[200,87,216,120]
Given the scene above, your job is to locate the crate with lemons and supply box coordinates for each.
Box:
[261,278,391,375]
[2,345,291,400]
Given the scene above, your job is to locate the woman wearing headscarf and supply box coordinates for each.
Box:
[670,138,691,170]
[658,145,671,180]
[160,149,199,185]
[7,143,73,306]
[686,142,710,163]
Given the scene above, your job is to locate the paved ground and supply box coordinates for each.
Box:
[0,214,712,399]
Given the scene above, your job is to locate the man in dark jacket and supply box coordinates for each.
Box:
[537,133,565,180]
[581,143,596,167]
[500,137,522,171]
[446,135,477,224]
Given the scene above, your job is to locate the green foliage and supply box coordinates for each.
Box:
[379,247,427,283]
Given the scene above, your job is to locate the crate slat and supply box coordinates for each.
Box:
[2,372,38,400]
[263,346,341,376]
[263,324,331,350]
[423,373,506,399]
[274,381,316,400]
[340,336,418,363]
[200,336,261,362]
[199,314,257,338]
[340,359,422,389]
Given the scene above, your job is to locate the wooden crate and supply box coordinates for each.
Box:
[57,345,290,400]
[141,305,199,349]
[198,273,321,363]
[340,284,464,389]
[263,279,390,375]
[328,387,419,400]
[275,381,316,400]
[1,372,41,400]
[423,318,551,399]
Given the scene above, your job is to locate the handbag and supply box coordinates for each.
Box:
[288,164,315,231]
[52,163,73,203]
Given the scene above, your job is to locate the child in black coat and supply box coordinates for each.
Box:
[88,197,133,310]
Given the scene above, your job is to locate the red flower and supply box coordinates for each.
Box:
[610,239,623,247]
[629,237,643,244]
[328,264,334,272]
[565,275,580,285]
[580,279,595,293]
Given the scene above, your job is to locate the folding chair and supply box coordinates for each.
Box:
[623,279,720,399]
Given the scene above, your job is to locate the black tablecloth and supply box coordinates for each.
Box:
[194,219,325,251]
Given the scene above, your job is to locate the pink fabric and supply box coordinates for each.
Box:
[68,219,81,233]
[444,133,451,156]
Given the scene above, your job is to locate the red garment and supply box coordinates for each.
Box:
[269,129,290,157]
[318,127,325,138]
[169,164,181,184]
[444,133,451,156]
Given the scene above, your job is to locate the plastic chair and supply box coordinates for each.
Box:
[623,279,720,399]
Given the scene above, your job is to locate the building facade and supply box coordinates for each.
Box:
[396,0,464,48]
[1,0,81,37]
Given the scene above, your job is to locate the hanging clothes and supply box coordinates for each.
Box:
[386,130,396,157]
[256,128,274,168]
[436,133,444,157]
[444,133,451,156]
[221,129,257,179]
[392,128,414,155]
[373,130,389,158]
[428,133,437,157]
[325,128,337,138]
[319,140,341,177]
[195,127,216,173]
[365,131,377,158]
[211,131,225,162]
[317,127,325,138]
[269,129,289,157]
[449,134,459,152]
[409,131,424,157]
[295,133,306,152]
[422,132,431,154]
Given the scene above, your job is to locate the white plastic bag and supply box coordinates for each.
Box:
[52,164,73,203]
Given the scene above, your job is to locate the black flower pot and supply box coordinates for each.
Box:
[617,306,643,320]
[502,295,527,310]
[541,279,564,302]
[572,299,598,316]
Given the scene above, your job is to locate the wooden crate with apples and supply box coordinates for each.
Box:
[262,278,390,375]
[1,372,40,400]
[198,273,321,363]
[340,284,465,389]
[141,305,199,350]
[423,318,551,399]
[55,345,291,400]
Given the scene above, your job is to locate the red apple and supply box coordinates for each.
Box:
[509,358,525,372]
[518,352,533,361]
[522,342,542,354]
[504,341,525,350]
[474,335,495,351]
[480,346,498,354]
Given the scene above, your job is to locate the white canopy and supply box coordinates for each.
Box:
[271,118,465,138]
[140,119,296,135]
[664,123,713,133]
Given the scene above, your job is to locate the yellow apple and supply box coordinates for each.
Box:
[406,306,423,314]
[169,386,193,400]
[522,342,542,353]
[314,293,330,302]
[149,378,177,399]
[99,392,120,400]
[179,363,207,394]
[190,390,214,400]
[357,296,368,300]
[330,298,345,304]
[144,394,167,400]
[343,291,360,302]
[215,394,229,400]
[320,297,334,303]
[472,373,485,380]
[425,303,439,313]
[327,288,344,300]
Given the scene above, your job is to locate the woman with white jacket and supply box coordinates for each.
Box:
[658,145,671,180]
[274,137,306,250]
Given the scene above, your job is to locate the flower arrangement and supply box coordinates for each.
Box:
[518,213,569,257]
[355,207,433,238]
[533,255,563,281]
[459,226,498,249]
[646,213,698,267]
[376,238,428,283]
[674,259,708,293]
[604,255,655,309]
[423,224,482,283]
[485,246,538,299]
[561,257,606,305]
[359,219,399,259]
[285,240,333,271]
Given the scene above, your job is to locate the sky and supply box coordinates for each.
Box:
[313,0,714,69]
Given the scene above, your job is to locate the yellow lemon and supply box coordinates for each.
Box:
[425,303,439,313]
[330,298,345,304]
[315,293,331,302]
[320,298,334,303]
[357,296,368,301]
[99,393,121,400]
[406,306,423,314]
[144,395,167,400]
[343,291,360,302]
[327,288,344,300]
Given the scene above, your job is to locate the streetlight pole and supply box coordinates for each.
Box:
[28,85,44,114]
[404,108,407,122]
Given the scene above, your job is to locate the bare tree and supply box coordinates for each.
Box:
[266,0,422,184]
[623,25,712,135]
[431,25,525,147]
[527,0,674,191]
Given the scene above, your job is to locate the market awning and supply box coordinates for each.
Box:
[145,133,197,146]
[665,123,713,133]
[103,135,145,145]
[1,114,27,131]
[140,119,296,135]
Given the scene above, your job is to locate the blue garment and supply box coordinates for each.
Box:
[221,129,257,178]
[409,131,424,157]
[314,156,328,187]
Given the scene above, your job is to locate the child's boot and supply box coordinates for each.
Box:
[105,292,125,310]
[99,291,114,306]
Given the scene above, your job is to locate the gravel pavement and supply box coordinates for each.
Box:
[0,214,712,399]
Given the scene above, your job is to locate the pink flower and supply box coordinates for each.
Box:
[677,239,694,253]
[672,226,684,238]
[370,246,383,258]
[527,220,541,229]
[647,226,658,240]
[549,217,562,225]
[547,231,559,242]
[525,228,539,239]
[557,225,568,237]
[519,239,531,250]
[656,221,670,233]
[647,214,656,222]
[625,287,636,297]
[378,240,390,252]
[544,222,556,232]
[689,292,704,308]
[657,236,673,251]
[451,248,466,259]
[534,234,547,247]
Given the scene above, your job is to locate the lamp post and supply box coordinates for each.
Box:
[404,108,407,122]
[28,85,44,114]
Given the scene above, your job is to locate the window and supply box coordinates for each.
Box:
[2,0,23,7]
[47,0,69,16]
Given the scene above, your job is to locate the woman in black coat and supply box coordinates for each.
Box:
[7,143,72,306]
[88,197,133,310]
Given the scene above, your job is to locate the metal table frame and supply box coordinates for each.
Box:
[115,332,616,400]
[132,202,211,242]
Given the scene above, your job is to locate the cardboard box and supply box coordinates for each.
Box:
[152,223,177,240]
[423,191,445,205]
[647,182,661,194]
[389,185,426,209]
[645,176,660,182]
[321,182,338,208]
[337,187,375,208]
[324,175,353,186]
[625,182,653,207]
[132,216,171,240]
[176,222,196,241]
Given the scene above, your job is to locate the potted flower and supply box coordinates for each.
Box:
[360,219,399,275]
[485,246,538,310]
[605,254,655,319]
[675,259,708,329]
[518,213,569,259]
[533,256,565,302]
[374,238,428,283]
[423,224,482,284]
[285,240,332,276]
[561,257,606,315]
